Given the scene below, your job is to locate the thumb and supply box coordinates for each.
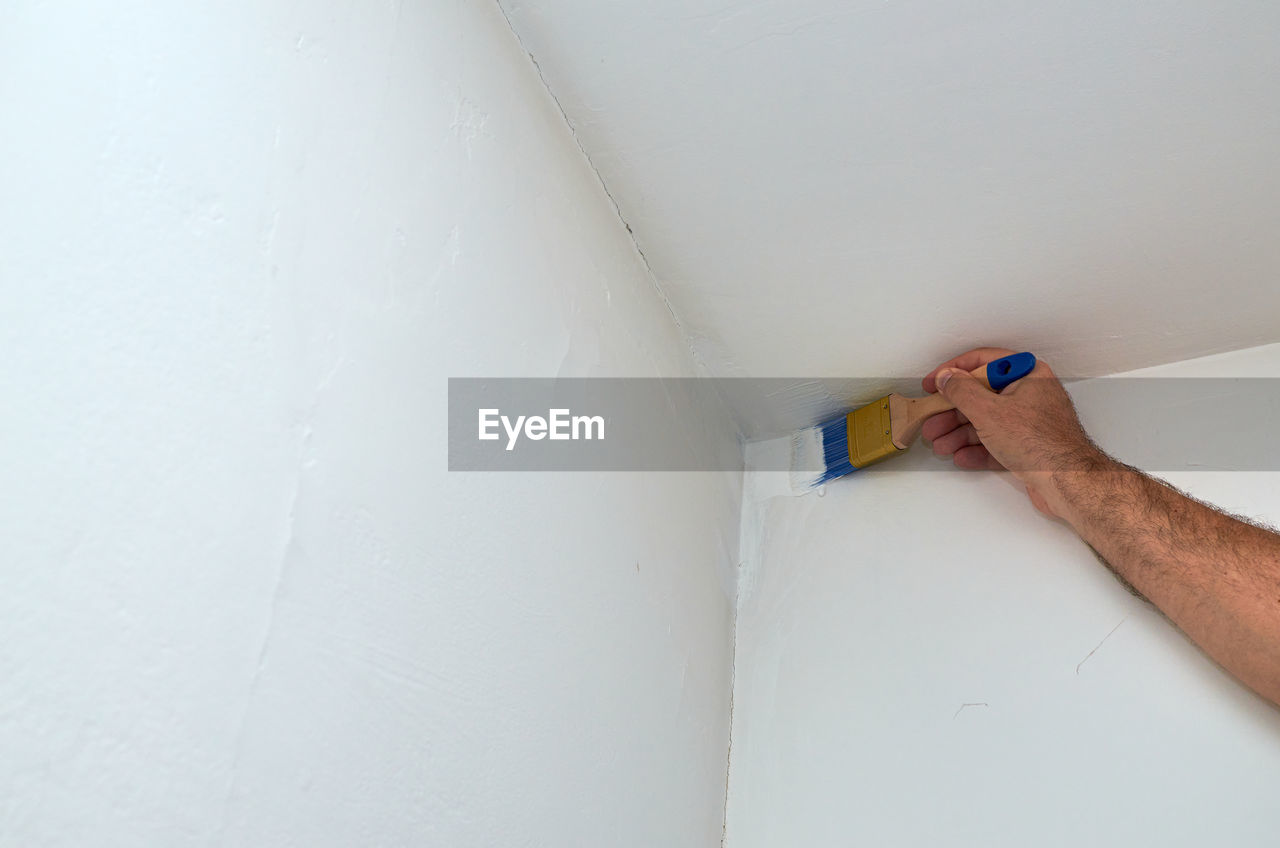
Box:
[935,367,997,420]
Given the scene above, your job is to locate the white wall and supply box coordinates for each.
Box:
[501,0,1280,392]
[0,2,740,845]
[726,344,1280,847]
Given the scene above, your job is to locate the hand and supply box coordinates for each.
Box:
[921,348,1107,517]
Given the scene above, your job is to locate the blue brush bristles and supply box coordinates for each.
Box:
[817,412,856,484]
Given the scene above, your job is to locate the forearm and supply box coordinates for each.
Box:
[1049,453,1280,705]
[926,350,1280,704]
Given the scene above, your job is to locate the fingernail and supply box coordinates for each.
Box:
[936,369,953,390]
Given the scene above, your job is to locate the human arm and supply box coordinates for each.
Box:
[922,348,1280,706]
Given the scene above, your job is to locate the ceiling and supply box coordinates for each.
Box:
[500,1,1280,393]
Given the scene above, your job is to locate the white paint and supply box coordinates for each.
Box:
[0,3,740,845]
[8,3,1279,844]
[727,344,1280,847]
[500,1,1280,400]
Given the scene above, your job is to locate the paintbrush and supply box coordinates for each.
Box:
[797,352,1036,487]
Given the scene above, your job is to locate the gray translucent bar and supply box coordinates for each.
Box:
[448,378,1280,472]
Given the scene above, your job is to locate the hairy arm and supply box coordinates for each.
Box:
[1053,459,1280,704]
[922,347,1280,706]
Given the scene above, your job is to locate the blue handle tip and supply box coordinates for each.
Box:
[986,352,1036,392]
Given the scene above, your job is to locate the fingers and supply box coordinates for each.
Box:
[921,409,966,443]
[954,445,1004,471]
[924,391,1004,472]
[929,421,1004,471]
[922,347,1018,393]
[930,421,982,457]
[933,367,997,420]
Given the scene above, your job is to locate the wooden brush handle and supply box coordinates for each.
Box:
[889,352,1036,449]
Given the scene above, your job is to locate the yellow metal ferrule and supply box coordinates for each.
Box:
[847,396,905,469]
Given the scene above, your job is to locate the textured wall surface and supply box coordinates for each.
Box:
[500,0,1280,393]
[727,344,1280,847]
[0,2,740,845]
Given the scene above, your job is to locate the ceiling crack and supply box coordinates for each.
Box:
[490,1,713,376]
